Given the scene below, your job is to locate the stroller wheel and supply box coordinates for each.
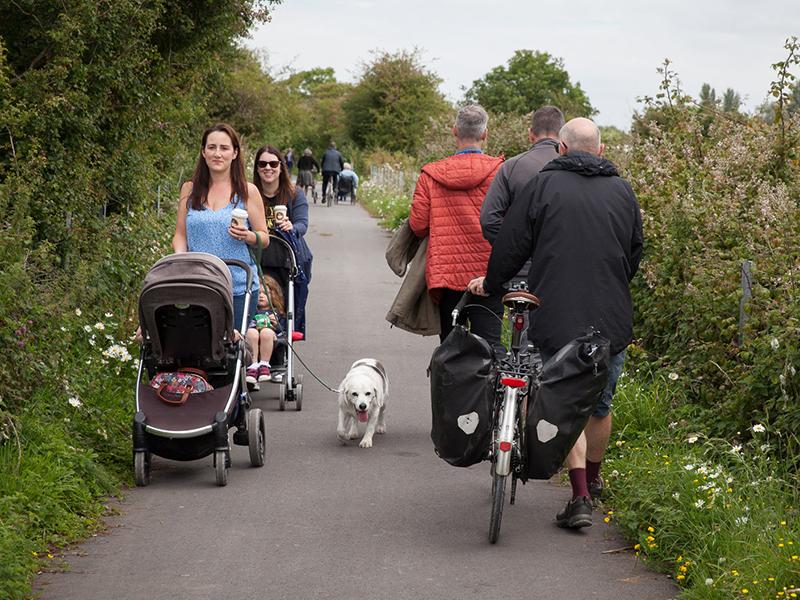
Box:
[247,408,266,467]
[214,449,229,486]
[278,384,286,411]
[294,374,304,412]
[134,451,151,487]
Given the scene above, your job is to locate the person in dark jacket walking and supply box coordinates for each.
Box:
[468,117,643,529]
[320,142,344,204]
[297,148,320,202]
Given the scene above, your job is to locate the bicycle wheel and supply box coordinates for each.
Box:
[489,470,507,544]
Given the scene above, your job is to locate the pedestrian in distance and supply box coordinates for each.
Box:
[337,162,359,203]
[284,147,294,173]
[409,104,504,351]
[297,147,320,203]
[252,144,313,336]
[173,123,268,332]
[320,142,344,204]
[468,117,643,529]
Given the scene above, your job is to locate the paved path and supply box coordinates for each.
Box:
[36,201,676,599]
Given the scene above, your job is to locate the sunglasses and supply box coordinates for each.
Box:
[257,160,281,169]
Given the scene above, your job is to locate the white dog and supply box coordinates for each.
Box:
[337,359,388,448]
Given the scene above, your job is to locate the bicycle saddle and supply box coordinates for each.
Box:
[501,290,540,309]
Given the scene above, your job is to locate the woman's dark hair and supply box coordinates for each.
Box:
[189,123,248,210]
[252,145,296,207]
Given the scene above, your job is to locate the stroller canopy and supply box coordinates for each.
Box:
[139,252,234,363]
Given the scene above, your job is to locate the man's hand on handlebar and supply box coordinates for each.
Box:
[467,276,488,297]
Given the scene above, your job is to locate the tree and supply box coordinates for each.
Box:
[343,49,450,154]
[465,50,595,118]
[722,88,742,113]
[699,83,718,108]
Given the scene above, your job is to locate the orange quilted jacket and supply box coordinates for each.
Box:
[409,152,503,291]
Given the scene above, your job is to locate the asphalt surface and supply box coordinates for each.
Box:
[36,199,677,599]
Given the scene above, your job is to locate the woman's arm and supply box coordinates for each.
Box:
[288,188,309,236]
[172,181,192,252]
[245,182,269,247]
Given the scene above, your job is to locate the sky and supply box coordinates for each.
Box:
[246,0,800,130]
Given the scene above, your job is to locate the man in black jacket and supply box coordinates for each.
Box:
[320,142,344,204]
[468,117,643,529]
[480,105,563,249]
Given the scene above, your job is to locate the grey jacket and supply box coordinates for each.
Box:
[480,138,559,281]
[385,220,440,336]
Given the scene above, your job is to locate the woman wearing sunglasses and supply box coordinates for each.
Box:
[252,145,313,335]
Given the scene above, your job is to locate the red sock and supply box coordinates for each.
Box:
[569,468,590,499]
[586,460,601,485]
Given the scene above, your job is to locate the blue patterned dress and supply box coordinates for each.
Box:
[186,198,259,328]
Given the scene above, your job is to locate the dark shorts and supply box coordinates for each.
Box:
[233,291,258,333]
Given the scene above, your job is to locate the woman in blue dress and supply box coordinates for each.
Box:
[173,123,269,332]
[252,145,313,336]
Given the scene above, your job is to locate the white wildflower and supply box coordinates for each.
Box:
[734,516,749,525]
[697,465,709,475]
[75,308,82,316]
[688,435,698,444]
[730,444,742,454]
[770,338,779,350]
[104,312,113,318]
[610,470,619,478]
[684,464,695,471]
[705,578,713,586]
[672,492,680,500]
[88,336,96,347]
[83,325,92,333]
[68,396,82,408]
[668,421,678,429]
[752,424,766,434]
[103,344,133,362]
[93,322,105,331]
[694,499,705,508]
[760,444,770,452]
[668,372,679,381]
[60,326,67,332]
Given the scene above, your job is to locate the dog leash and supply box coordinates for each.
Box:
[284,342,341,394]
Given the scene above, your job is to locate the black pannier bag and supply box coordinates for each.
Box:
[526,331,611,479]
[429,326,495,467]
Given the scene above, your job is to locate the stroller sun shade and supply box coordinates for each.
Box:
[139,252,234,363]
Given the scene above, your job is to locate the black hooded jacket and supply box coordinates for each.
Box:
[483,151,643,355]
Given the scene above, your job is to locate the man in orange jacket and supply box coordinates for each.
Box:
[409,104,504,350]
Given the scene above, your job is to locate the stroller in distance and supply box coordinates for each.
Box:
[133,252,265,486]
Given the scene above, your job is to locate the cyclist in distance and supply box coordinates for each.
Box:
[468,117,643,529]
[320,142,344,204]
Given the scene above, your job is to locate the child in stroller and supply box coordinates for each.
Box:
[245,274,285,386]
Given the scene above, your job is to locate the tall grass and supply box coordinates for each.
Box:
[604,372,800,599]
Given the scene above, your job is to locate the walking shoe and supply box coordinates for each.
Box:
[556,496,593,529]
[588,476,605,501]
[271,371,284,384]
[245,366,258,384]
[257,364,271,382]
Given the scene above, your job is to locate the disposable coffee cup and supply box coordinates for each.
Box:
[231,207,248,228]
[274,205,288,222]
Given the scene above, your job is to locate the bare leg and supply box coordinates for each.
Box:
[585,415,612,463]
[566,431,587,470]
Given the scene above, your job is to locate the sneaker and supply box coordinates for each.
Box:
[588,476,605,501]
[556,496,593,529]
[271,371,284,384]
[257,364,271,382]
[245,366,258,384]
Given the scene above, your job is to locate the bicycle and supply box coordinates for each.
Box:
[451,282,541,544]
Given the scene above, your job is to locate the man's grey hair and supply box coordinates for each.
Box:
[455,104,489,141]
[531,106,565,137]
[559,117,602,154]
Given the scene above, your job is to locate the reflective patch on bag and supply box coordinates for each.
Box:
[536,419,559,443]
[457,412,479,435]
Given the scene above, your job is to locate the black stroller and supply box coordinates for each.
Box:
[259,233,305,411]
[133,252,266,486]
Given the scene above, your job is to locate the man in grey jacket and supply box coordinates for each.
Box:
[480,105,564,267]
[320,142,345,204]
